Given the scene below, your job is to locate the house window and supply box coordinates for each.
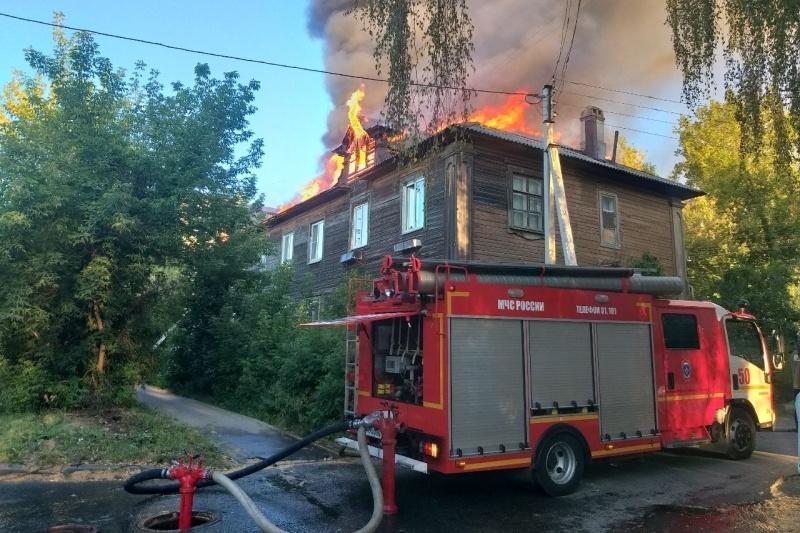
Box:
[510,174,543,232]
[280,233,294,263]
[350,202,369,249]
[599,192,620,247]
[402,176,425,233]
[308,220,324,264]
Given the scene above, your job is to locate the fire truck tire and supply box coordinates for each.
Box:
[725,407,756,460]
[533,433,585,496]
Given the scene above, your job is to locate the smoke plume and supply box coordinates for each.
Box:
[308,0,682,152]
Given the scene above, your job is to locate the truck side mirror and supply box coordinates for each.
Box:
[772,351,785,371]
[769,330,785,371]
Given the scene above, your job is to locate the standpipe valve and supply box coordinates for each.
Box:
[166,453,211,532]
[349,407,405,515]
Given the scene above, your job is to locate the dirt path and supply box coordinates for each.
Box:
[136,385,331,463]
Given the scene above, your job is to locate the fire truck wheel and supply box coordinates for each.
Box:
[725,407,756,460]
[533,433,585,496]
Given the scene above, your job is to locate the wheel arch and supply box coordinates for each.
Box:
[533,423,592,464]
[727,398,759,426]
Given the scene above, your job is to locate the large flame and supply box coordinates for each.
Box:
[279,87,543,212]
[279,87,369,212]
[468,91,538,136]
[347,85,370,170]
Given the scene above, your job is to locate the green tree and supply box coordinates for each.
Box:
[666,0,800,171]
[0,23,266,408]
[351,0,474,137]
[615,135,657,174]
[673,99,800,328]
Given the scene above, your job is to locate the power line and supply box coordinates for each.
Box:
[556,100,678,126]
[0,11,536,98]
[560,79,685,105]
[555,0,582,105]
[559,89,685,116]
[605,123,678,140]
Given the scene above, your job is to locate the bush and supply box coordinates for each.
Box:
[0,359,89,412]
[162,267,348,433]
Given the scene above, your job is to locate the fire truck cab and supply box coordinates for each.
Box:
[312,256,781,496]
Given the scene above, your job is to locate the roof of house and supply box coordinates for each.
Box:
[461,123,703,200]
[267,123,703,225]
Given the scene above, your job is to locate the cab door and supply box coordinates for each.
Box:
[725,318,774,428]
[657,311,713,441]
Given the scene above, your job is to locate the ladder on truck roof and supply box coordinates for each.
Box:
[344,326,358,417]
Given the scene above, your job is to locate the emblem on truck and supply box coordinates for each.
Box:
[681,361,692,380]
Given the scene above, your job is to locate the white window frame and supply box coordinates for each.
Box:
[509,173,544,233]
[280,232,294,264]
[308,220,324,264]
[350,202,369,250]
[401,176,425,234]
[599,191,620,248]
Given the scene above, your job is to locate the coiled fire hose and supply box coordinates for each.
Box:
[213,425,383,533]
[124,415,384,532]
[124,421,350,495]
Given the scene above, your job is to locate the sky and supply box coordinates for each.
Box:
[0,2,708,207]
[0,1,331,208]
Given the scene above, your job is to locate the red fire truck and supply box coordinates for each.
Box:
[308,256,784,497]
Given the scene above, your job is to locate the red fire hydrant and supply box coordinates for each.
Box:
[372,409,404,515]
[167,454,210,532]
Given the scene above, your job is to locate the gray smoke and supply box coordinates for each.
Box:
[308,0,682,150]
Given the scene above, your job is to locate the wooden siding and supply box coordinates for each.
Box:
[470,136,678,275]
[268,134,684,297]
[267,156,448,295]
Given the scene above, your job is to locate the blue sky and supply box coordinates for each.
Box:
[0,1,331,207]
[0,2,701,207]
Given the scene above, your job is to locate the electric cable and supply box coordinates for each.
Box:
[559,79,685,105]
[559,89,684,116]
[0,11,536,98]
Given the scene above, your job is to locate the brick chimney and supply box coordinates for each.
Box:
[580,106,606,159]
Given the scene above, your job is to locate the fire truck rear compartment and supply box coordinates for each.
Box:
[449,318,657,459]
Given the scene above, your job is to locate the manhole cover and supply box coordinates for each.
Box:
[137,511,219,532]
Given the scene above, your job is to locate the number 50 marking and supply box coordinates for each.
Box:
[738,367,751,385]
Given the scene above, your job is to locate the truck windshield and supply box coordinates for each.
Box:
[726,319,765,371]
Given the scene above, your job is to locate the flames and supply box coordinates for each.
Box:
[279,87,541,212]
[279,86,370,212]
[468,91,539,136]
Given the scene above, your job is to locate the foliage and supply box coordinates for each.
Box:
[615,135,657,174]
[351,0,474,139]
[163,266,348,433]
[0,20,267,408]
[629,251,665,276]
[666,0,800,170]
[674,99,800,330]
[0,407,231,467]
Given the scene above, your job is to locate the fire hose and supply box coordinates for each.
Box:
[124,413,386,532]
[212,425,382,533]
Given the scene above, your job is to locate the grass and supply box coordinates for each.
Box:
[0,406,233,468]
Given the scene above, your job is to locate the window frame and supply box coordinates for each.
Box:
[598,191,621,249]
[350,201,369,250]
[661,313,701,350]
[401,175,426,234]
[724,318,766,371]
[508,172,544,234]
[308,219,324,264]
[280,232,294,264]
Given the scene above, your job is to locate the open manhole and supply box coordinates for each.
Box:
[137,511,219,532]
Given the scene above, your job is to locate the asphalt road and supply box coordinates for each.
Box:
[1,393,798,532]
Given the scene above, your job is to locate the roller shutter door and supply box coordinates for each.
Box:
[450,318,527,457]
[595,323,656,439]
[530,321,594,408]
